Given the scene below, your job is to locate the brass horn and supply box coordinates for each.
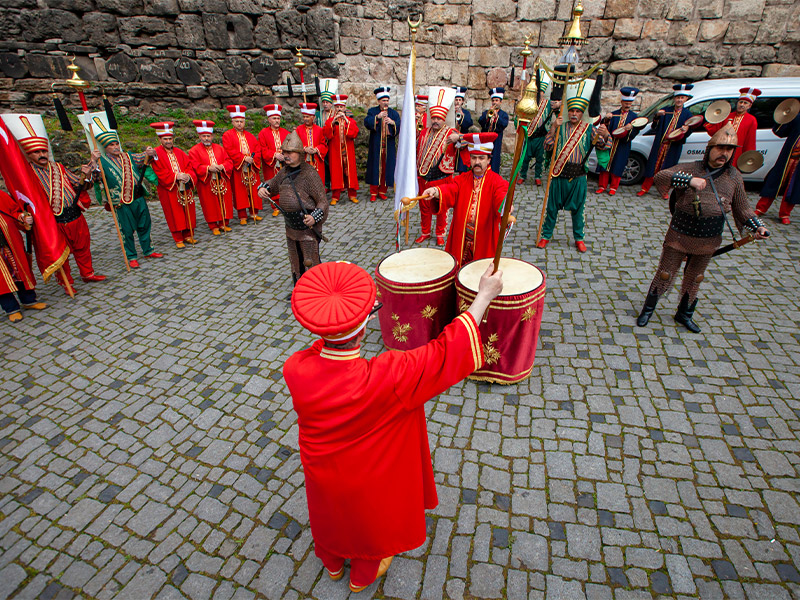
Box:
[705,100,731,125]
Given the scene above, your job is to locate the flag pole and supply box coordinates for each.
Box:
[405,15,420,245]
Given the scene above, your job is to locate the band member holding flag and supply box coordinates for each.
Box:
[257,132,328,285]
[422,132,508,267]
[90,126,163,269]
[478,88,509,175]
[259,104,289,216]
[222,105,262,224]
[636,123,769,333]
[295,103,327,183]
[148,121,198,249]
[188,119,234,235]
[323,94,360,205]
[596,86,640,196]
[365,86,400,203]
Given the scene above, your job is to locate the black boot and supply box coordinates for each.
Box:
[636,291,659,327]
[674,293,701,333]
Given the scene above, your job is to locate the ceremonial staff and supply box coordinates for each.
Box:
[295,50,308,104]
[211,172,227,234]
[243,157,258,224]
[56,58,130,271]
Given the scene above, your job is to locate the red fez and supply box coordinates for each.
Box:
[464,132,497,155]
[263,104,283,117]
[291,262,376,341]
[149,121,175,137]
[192,119,215,134]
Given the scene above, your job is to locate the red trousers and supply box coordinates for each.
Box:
[598,172,621,191]
[639,176,654,193]
[332,189,358,202]
[58,216,95,284]
[418,176,449,236]
[369,184,388,199]
[314,544,380,588]
[756,197,794,219]
[237,207,260,219]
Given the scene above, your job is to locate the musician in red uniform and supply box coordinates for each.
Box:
[147,122,198,249]
[323,94,359,205]
[221,105,262,224]
[283,260,502,593]
[705,87,759,168]
[415,95,428,137]
[295,102,327,183]
[416,89,460,245]
[422,132,509,267]
[21,131,106,287]
[0,190,47,322]
[188,119,234,235]
[259,104,289,216]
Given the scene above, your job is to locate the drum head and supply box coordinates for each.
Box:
[458,258,543,296]
[685,115,704,127]
[630,116,648,128]
[612,126,627,138]
[666,129,684,141]
[378,248,455,283]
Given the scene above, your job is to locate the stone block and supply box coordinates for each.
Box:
[96,0,144,14]
[471,18,492,46]
[762,63,800,77]
[304,8,335,52]
[275,9,304,47]
[425,3,459,24]
[83,12,120,47]
[468,46,511,68]
[339,17,368,38]
[607,58,658,74]
[539,20,565,47]
[391,20,409,41]
[144,0,179,16]
[584,37,614,62]
[442,24,471,45]
[174,14,205,49]
[200,60,224,84]
[755,5,794,43]
[339,36,361,55]
[416,25,443,44]
[666,0,693,20]
[0,53,27,78]
[363,38,382,56]
[726,0,766,21]
[46,0,93,9]
[642,20,670,39]
[251,54,280,85]
[588,19,615,37]
[614,19,644,40]
[473,0,516,20]
[363,0,386,18]
[106,51,139,82]
[118,16,177,47]
[174,57,201,84]
[604,0,636,18]
[178,0,225,11]
[20,9,83,43]
[26,53,70,78]
[658,65,710,80]
[138,58,177,83]
[518,0,556,18]
[220,55,251,85]
[208,83,238,98]
[699,20,729,41]
[486,66,508,88]
[708,65,762,77]
[667,21,699,45]
[202,14,253,49]
[227,0,263,15]
[724,21,758,43]
[0,9,21,39]
[741,45,776,64]
[254,15,280,50]
[697,0,724,18]
[639,0,669,18]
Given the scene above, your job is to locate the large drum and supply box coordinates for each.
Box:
[456,257,546,384]
[375,248,457,351]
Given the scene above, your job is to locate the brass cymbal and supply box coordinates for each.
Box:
[705,100,731,124]
[737,150,763,174]
[774,98,800,125]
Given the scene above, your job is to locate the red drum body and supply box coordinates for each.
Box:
[375,248,457,350]
[456,258,546,384]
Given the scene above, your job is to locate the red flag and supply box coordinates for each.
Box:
[0,118,69,282]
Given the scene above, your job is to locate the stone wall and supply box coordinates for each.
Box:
[0,0,798,120]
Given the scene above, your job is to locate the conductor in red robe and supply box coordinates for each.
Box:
[283,260,503,593]
[705,87,759,168]
[258,104,289,216]
[188,119,234,235]
[423,133,509,267]
[0,190,47,322]
[221,105,262,224]
[296,102,328,183]
[323,94,359,205]
[148,122,198,248]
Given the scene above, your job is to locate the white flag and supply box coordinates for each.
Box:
[393,53,418,212]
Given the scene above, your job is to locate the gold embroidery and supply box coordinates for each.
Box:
[459,299,469,313]
[483,332,500,365]
[392,321,412,342]
[376,289,382,299]
[522,306,537,322]
[391,313,399,321]
[421,305,437,320]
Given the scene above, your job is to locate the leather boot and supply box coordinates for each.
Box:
[636,291,659,327]
[674,293,701,333]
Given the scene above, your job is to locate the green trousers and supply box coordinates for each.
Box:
[520,135,546,180]
[116,196,154,260]
[541,175,587,241]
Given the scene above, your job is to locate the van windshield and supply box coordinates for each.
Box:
[638,94,674,119]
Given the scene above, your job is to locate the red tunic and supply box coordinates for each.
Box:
[188,142,234,226]
[417,126,458,178]
[150,145,197,236]
[258,126,290,183]
[283,312,483,559]
[705,111,757,167]
[436,168,508,267]
[222,128,262,212]
[295,124,328,182]
[0,191,36,295]
[323,115,359,191]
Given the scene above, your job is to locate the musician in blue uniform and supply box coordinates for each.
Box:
[478,87,509,176]
[364,86,400,203]
[596,87,640,196]
[453,86,473,173]
[638,83,696,197]
[755,112,800,225]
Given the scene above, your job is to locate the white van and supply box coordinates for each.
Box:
[586,77,800,184]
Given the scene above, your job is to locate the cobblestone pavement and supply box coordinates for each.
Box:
[1,178,799,600]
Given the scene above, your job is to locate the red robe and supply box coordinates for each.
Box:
[150,145,197,238]
[323,115,359,191]
[258,126,290,184]
[283,312,483,559]
[222,128,262,213]
[436,168,508,267]
[417,126,459,179]
[705,111,757,167]
[0,191,36,295]
[296,123,328,182]
[188,142,234,227]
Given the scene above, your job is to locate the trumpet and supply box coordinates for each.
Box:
[487,109,496,120]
